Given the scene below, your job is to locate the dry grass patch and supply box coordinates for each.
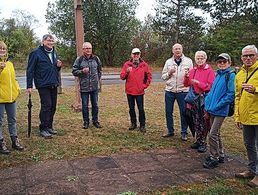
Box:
[0,82,247,168]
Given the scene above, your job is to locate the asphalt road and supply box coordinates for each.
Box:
[17,72,162,89]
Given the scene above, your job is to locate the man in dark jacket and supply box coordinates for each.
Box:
[72,42,102,129]
[26,34,62,138]
[120,48,152,133]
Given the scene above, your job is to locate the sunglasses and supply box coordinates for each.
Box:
[132,53,140,55]
[217,59,228,64]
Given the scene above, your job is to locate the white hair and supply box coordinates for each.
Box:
[242,45,258,54]
[195,50,207,59]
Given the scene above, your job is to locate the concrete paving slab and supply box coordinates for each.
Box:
[78,168,139,195]
[25,160,74,187]
[111,152,164,173]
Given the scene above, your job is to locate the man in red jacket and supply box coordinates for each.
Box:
[120,48,152,133]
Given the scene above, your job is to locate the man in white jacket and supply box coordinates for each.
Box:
[161,43,193,141]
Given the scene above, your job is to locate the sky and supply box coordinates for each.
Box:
[0,0,156,39]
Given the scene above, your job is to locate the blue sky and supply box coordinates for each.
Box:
[0,0,156,39]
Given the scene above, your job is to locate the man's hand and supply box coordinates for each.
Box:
[236,122,243,129]
[168,68,176,76]
[82,67,89,74]
[57,60,62,67]
[27,88,32,94]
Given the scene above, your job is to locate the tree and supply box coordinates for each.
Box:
[152,0,208,57]
[46,0,140,66]
[0,10,38,63]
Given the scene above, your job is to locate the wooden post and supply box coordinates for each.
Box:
[72,0,84,112]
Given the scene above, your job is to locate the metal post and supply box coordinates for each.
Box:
[72,0,84,112]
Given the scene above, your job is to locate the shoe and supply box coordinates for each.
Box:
[129,123,137,130]
[0,140,11,155]
[83,122,89,129]
[203,159,219,169]
[235,170,255,179]
[198,145,207,153]
[219,156,225,163]
[181,134,187,141]
[191,142,200,149]
[11,137,24,151]
[248,176,258,188]
[40,130,53,139]
[47,128,57,135]
[140,126,146,133]
[161,133,174,138]
[93,121,102,128]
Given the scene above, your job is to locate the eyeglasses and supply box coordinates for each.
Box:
[83,48,92,49]
[242,54,256,59]
[132,53,140,55]
[45,39,55,43]
[217,60,228,64]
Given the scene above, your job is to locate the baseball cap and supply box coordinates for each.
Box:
[216,53,231,62]
[131,48,141,54]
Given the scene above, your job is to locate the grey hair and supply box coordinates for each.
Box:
[242,45,258,54]
[42,34,54,42]
[195,50,207,59]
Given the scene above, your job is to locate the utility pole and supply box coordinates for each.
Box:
[72,0,84,111]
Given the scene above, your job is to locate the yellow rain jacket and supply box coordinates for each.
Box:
[0,61,20,103]
[235,61,258,125]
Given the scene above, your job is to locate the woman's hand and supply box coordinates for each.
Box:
[191,79,200,85]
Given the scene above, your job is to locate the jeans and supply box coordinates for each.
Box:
[165,91,188,135]
[243,125,258,175]
[0,102,17,140]
[127,94,145,127]
[38,87,58,131]
[81,90,99,124]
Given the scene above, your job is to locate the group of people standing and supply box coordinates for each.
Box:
[0,34,258,187]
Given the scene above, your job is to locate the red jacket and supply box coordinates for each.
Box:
[120,59,152,95]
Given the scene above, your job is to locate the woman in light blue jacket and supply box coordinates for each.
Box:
[203,53,235,169]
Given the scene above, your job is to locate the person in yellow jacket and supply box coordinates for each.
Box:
[0,41,24,155]
[234,45,258,187]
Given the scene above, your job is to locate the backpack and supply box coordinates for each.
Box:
[225,70,236,117]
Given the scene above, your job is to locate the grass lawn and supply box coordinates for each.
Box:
[0,82,256,194]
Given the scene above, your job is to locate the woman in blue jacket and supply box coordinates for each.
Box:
[203,53,235,169]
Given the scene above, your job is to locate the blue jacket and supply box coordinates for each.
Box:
[26,46,60,89]
[204,67,235,117]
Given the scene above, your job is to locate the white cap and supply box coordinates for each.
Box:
[131,48,141,54]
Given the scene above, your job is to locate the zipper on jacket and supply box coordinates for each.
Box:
[8,67,12,102]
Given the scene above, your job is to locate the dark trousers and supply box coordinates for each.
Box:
[127,94,145,127]
[38,87,57,131]
[81,90,99,124]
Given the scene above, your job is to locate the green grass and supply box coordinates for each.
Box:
[0,82,256,194]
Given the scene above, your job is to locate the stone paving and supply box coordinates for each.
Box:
[0,148,247,195]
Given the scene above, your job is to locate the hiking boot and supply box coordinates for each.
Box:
[47,128,57,135]
[248,176,258,188]
[40,130,52,139]
[140,126,146,133]
[219,156,225,163]
[83,122,89,129]
[203,158,219,169]
[161,133,174,138]
[191,142,200,149]
[0,140,11,155]
[11,136,24,151]
[93,121,102,128]
[128,123,137,130]
[235,170,255,179]
[198,144,207,153]
[181,134,187,141]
